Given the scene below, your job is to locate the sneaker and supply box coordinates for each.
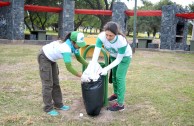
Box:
[107,103,124,111]
[47,109,59,116]
[108,94,117,101]
[57,105,70,111]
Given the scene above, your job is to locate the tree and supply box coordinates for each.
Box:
[137,0,160,37]
[24,0,61,32]
[127,0,175,38]
[24,0,122,33]
[74,0,113,31]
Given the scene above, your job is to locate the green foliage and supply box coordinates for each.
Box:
[24,0,61,31]
[188,2,194,11]
[74,0,112,31]
[154,0,174,10]
[128,0,178,37]
[23,0,194,37]
[140,0,154,8]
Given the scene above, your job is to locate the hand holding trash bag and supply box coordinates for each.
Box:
[81,75,91,82]
[100,67,108,76]
[82,61,102,82]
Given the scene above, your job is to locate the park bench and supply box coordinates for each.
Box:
[30,30,46,40]
[137,38,153,48]
[190,40,194,51]
[148,43,159,49]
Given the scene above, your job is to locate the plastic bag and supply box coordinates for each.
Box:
[82,61,102,82]
[81,75,104,116]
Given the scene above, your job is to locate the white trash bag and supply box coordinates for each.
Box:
[81,61,102,82]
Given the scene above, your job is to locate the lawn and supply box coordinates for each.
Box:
[0,44,194,126]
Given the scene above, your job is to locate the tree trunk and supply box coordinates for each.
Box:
[153,28,157,38]
[127,29,130,36]
[147,32,150,37]
[24,17,31,31]
[98,16,111,32]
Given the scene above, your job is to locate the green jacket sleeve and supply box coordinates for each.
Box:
[65,62,79,76]
[96,38,103,48]
[75,54,88,66]
[62,53,79,76]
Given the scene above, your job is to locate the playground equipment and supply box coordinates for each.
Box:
[82,45,109,106]
[80,37,107,57]
[80,37,96,57]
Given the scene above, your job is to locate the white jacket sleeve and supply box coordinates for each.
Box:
[105,54,124,71]
[92,46,101,62]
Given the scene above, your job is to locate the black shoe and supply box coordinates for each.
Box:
[108,94,117,101]
[107,103,124,111]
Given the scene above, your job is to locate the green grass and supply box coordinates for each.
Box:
[0,44,194,126]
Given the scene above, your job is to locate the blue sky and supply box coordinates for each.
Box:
[122,0,193,9]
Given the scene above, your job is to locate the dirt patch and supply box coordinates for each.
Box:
[58,98,161,124]
[58,98,116,123]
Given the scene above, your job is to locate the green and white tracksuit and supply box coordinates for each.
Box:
[37,39,87,112]
[93,31,132,105]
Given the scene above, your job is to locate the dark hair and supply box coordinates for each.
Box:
[63,32,71,41]
[103,21,119,35]
[60,32,77,45]
[103,21,129,43]
[58,32,71,43]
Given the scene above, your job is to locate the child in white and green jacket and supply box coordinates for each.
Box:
[37,31,88,116]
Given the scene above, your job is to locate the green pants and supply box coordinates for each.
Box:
[37,49,63,112]
[110,56,131,105]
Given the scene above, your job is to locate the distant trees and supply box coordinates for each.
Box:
[23,0,194,37]
[24,0,113,32]
[127,0,174,38]
[74,0,113,32]
[24,0,61,32]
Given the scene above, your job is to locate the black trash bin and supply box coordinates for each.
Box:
[81,75,104,116]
